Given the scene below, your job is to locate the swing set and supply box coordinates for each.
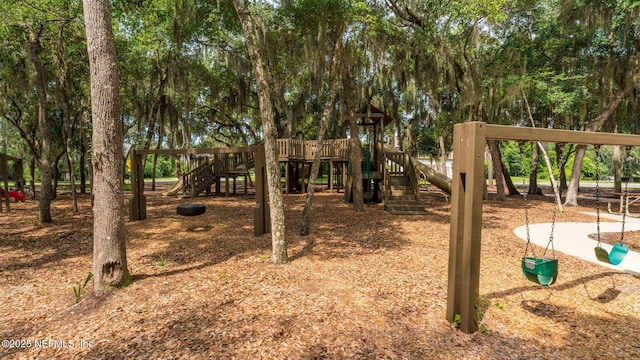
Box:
[447,122,640,334]
[593,146,631,265]
[517,142,562,286]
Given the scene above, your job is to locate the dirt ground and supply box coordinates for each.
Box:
[1,184,639,359]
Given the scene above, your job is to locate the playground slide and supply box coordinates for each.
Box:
[382,144,451,194]
[162,178,184,196]
[0,187,26,202]
[410,157,451,194]
[384,145,451,194]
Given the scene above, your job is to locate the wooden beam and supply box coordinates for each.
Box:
[134,145,259,156]
[486,123,640,146]
[355,113,385,118]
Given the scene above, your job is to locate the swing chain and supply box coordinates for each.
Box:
[594,145,602,246]
[544,204,557,259]
[620,146,633,245]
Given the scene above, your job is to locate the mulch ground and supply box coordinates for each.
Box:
[1,184,639,359]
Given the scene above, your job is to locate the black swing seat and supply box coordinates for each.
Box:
[522,257,558,286]
[594,243,628,265]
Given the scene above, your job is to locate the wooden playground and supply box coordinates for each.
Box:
[129,105,451,222]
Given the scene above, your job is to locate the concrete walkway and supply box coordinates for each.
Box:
[513,212,640,276]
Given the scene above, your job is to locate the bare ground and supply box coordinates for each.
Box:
[1,185,639,359]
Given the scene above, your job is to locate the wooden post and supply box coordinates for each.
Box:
[15,159,24,193]
[447,122,486,334]
[129,150,147,221]
[329,160,334,192]
[342,163,347,194]
[224,154,230,196]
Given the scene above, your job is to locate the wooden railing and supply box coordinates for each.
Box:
[384,150,406,177]
[277,138,350,161]
[182,151,255,196]
[183,162,216,196]
[381,143,420,203]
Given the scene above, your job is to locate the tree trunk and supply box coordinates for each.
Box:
[439,136,447,175]
[66,140,78,213]
[28,31,53,223]
[83,0,130,291]
[29,156,36,200]
[341,44,363,211]
[556,143,569,194]
[488,140,505,200]
[564,145,586,206]
[53,150,66,199]
[233,0,288,264]
[537,142,563,212]
[528,143,540,195]
[613,146,622,193]
[300,36,341,237]
[499,147,520,196]
[80,127,87,194]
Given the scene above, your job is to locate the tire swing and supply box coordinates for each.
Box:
[593,145,629,265]
[177,174,206,217]
[519,142,559,286]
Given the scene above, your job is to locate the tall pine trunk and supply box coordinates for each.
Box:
[28,31,53,223]
[83,0,130,291]
[233,0,288,264]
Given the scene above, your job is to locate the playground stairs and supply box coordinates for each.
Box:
[384,176,428,215]
[183,162,217,197]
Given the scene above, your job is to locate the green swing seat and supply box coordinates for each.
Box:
[522,257,558,286]
[609,243,629,265]
[594,243,629,265]
[592,146,632,267]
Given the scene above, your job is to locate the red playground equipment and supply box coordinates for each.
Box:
[1,187,25,202]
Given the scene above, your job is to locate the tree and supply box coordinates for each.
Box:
[300,35,343,236]
[232,0,288,264]
[83,0,130,291]
[0,0,78,222]
[341,41,364,212]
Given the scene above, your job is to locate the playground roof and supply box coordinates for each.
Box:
[355,104,394,128]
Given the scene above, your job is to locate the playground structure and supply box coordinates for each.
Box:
[0,154,25,213]
[129,145,271,235]
[447,122,640,334]
[129,105,454,227]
